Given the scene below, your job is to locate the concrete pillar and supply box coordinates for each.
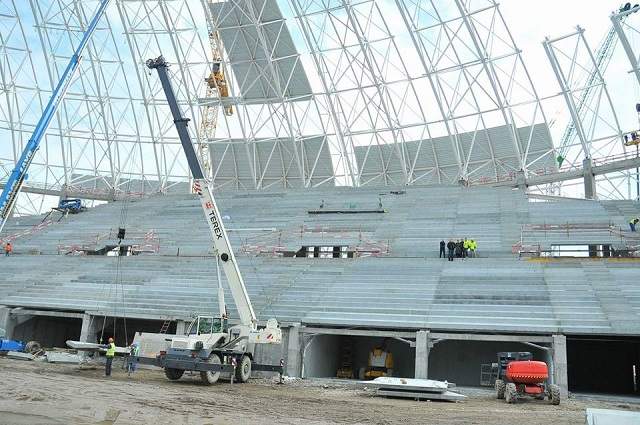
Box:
[414,330,430,379]
[0,306,16,339]
[552,334,568,398]
[79,313,101,343]
[583,158,596,199]
[286,325,302,378]
[175,320,187,336]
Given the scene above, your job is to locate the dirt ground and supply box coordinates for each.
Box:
[1,358,639,425]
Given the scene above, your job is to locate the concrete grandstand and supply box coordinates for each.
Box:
[2,184,640,395]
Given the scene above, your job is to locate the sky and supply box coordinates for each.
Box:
[3,0,640,207]
[500,0,638,123]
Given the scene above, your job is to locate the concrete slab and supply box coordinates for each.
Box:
[364,377,452,393]
[7,351,34,361]
[585,408,640,425]
[46,352,82,364]
[365,377,465,402]
[131,333,172,357]
[66,340,130,354]
[377,389,466,402]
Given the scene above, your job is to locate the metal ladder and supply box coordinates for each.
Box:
[159,320,171,334]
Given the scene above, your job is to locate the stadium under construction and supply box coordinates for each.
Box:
[1,0,640,404]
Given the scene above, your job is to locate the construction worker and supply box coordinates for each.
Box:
[446,239,456,261]
[104,337,116,376]
[4,242,12,256]
[439,240,446,258]
[455,240,463,258]
[630,217,639,232]
[463,238,470,258]
[469,239,477,258]
[127,342,140,376]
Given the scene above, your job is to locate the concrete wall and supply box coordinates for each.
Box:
[303,334,342,378]
[252,328,288,378]
[300,334,415,379]
[13,316,82,348]
[429,340,546,387]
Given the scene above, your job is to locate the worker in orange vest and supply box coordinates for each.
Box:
[4,242,12,256]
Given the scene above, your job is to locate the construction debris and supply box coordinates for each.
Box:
[46,352,82,364]
[7,351,35,361]
[364,377,466,402]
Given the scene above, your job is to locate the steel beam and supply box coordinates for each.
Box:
[302,326,416,339]
[430,332,553,343]
[10,309,85,319]
[494,155,640,188]
[612,5,640,87]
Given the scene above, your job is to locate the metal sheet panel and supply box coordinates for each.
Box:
[354,124,556,185]
[209,135,334,189]
[210,0,312,103]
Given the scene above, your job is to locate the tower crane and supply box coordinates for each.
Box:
[199,30,233,178]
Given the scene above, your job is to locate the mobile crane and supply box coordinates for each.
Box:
[136,56,282,384]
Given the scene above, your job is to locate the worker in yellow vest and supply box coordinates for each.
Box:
[105,337,116,377]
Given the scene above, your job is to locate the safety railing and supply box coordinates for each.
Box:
[240,225,390,257]
[513,222,639,258]
[57,228,160,255]
[470,151,640,186]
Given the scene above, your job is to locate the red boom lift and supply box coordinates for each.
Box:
[494,351,560,405]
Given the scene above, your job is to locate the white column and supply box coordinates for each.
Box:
[414,330,430,379]
[552,334,568,398]
[286,325,302,378]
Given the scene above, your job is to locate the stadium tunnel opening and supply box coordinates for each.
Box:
[12,316,82,348]
[97,318,177,347]
[428,340,549,387]
[568,336,640,395]
[302,335,414,379]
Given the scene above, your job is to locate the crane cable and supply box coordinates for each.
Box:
[97,143,140,346]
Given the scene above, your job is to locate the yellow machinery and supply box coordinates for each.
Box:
[199,30,233,178]
[205,60,233,116]
[363,345,394,380]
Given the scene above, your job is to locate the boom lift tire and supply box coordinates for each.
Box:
[550,384,560,405]
[505,383,517,404]
[235,355,251,383]
[200,354,222,385]
[164,368,184,381]
[495,379,505,399]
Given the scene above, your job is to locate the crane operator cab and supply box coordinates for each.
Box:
[187,316,229,335]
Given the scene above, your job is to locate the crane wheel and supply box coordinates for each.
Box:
[495,379,505,399]
[164,368,184,381]
[505,383,517,404]
[550,384,561,405]
[200,354,222,385]
[235,355,251,383]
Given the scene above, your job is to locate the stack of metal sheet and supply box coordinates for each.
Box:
[364,377,466,402]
